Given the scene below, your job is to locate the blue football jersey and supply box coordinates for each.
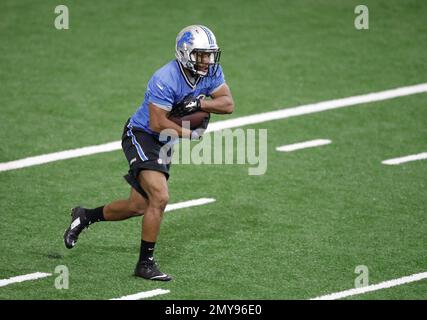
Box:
[130,60,225,139]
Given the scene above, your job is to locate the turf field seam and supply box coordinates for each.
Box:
[310,271,427,300]
[1,82,427,172]
[0,272,52,288]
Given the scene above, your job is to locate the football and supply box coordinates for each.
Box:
[168,110,210,130]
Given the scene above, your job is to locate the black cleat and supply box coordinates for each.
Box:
[134,260,172,281]
[63,207,88,249]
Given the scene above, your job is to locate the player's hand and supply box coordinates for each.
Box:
[170,96,201,117]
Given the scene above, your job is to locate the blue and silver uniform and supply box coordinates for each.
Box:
[130,60,225,140]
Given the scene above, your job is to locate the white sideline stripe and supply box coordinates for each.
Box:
[0,272,52,287]
[310,271,427,300]
[276,139,331,152]
[1,82,427,173]
[110,289,170,300]
[382,152,427,165]
[165,198,216,212]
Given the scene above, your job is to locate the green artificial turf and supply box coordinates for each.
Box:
[1,0,426,299]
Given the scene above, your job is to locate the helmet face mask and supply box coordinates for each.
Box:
[175,25,221,77]
[189,49,221,76]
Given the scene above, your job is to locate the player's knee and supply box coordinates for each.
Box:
[150,191,169,211]
[130,199,147,216]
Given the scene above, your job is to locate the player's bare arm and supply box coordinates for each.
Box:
[201,83,234,114]
[148,103,192,138]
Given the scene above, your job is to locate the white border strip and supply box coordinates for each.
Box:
[1,83,427,172]
[0,272,52,287]
[165,198,216,212]
[382,152,427,165]
[110,288,170,300]
[276,139,331,152]
[310,271,427,300]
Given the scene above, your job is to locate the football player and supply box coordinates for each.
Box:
[64,25,234,281]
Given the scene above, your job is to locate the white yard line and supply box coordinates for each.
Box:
[110,288,170,300]
[276,139,331,152]
[165,198,216,212]
[310,271,427,300]
[0,141,121,172]
[382,152,427,165]
[0,272,52,288]
[207,83,427,133]
[1,82,427,173]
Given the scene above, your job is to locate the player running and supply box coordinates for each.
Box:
[63,25,234,281]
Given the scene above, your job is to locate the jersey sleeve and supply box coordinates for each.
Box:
[208,65,226,96]
[146,74,175,111]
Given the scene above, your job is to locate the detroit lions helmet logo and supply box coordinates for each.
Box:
[177,31,194,49]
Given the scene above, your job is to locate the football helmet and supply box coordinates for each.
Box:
[175,25,221,77]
